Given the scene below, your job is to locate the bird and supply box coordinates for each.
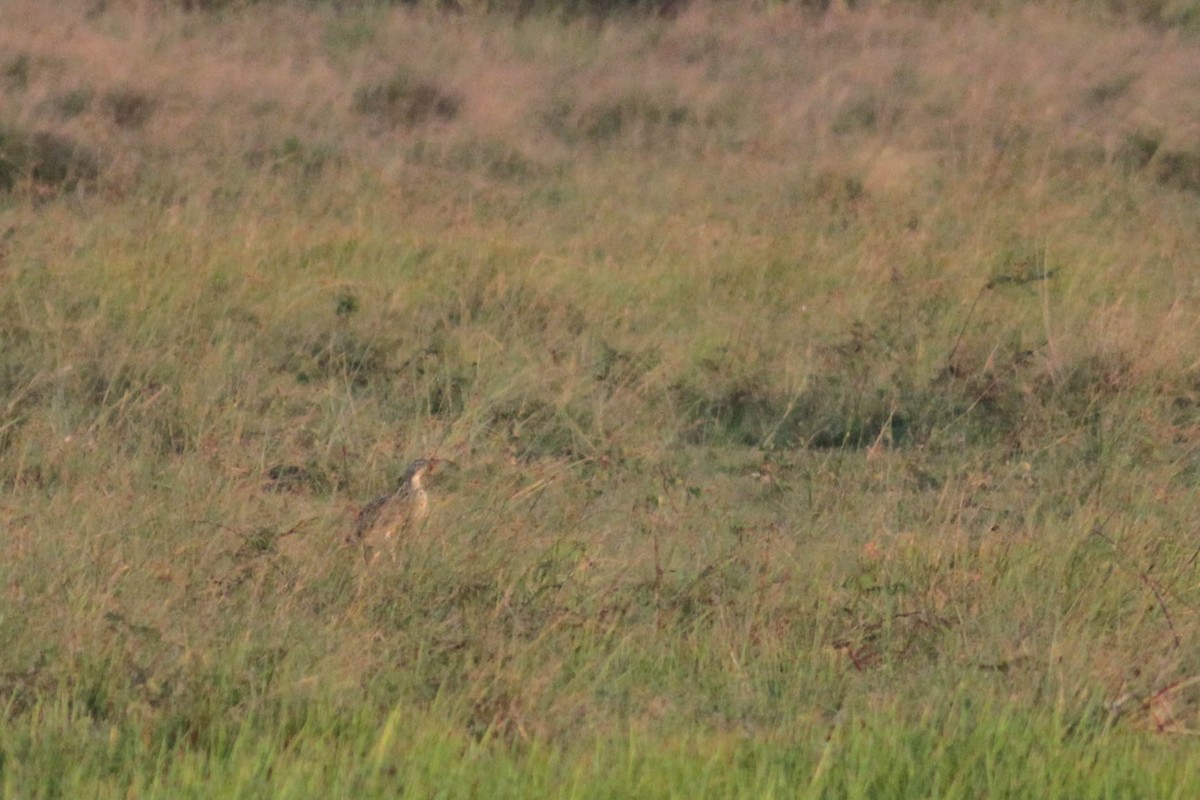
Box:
[351,457,437,562]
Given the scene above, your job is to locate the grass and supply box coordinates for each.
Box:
[2,0,1200,795]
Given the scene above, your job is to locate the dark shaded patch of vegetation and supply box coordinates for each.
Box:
[1051,143,1108,176]
[0,653,53,718]
[1155,149,1200,194]
[406,139,548,183]
[1104,0,1200,28]
[168,0,268,10]
[1115,130,1160,173]
[489,396,599,460]
[72,360,194,456]
[3,54,31,91]
[392,342,473,418]
[390,0,690,17]
[264,462,344,493]
[672,318,924,450]
[334,290,359,318]
[811,170,867,217]
[437,268,588,339]
[243,136,339,179]
[1114,133,1200,193]
[99,0,1200,30]
[283,329,390,388]
[48,87,94,120]
[672,286,1137,456]
[832,94,880,135]
[592,341,660,397]
[102,86,156,129]
[268,292,391,388]
[1084,74,1136,107]
[0,127,101,193]
[352,68,461,129]
[671,375,908,451]
[0,301,37,409]
[543,93,695,146]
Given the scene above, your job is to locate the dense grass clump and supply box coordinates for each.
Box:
[2,0,1200,794]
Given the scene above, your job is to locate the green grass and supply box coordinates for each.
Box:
[2,0,1200,795]
[4,697,1198,797]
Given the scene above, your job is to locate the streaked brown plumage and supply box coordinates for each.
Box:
[352,458,435,561]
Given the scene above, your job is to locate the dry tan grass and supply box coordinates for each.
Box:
[4,2,1192,181]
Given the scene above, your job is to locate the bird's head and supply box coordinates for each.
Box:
[401,458,437,489]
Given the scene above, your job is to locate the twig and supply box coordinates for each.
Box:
[1091,525,1182,649]
[945,283,989,372]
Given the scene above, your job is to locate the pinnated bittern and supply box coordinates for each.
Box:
[352,458,436,561]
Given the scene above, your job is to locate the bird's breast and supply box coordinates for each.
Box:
[413,490,429,521]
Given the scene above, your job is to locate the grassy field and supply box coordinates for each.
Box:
[2,0,1200,795]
